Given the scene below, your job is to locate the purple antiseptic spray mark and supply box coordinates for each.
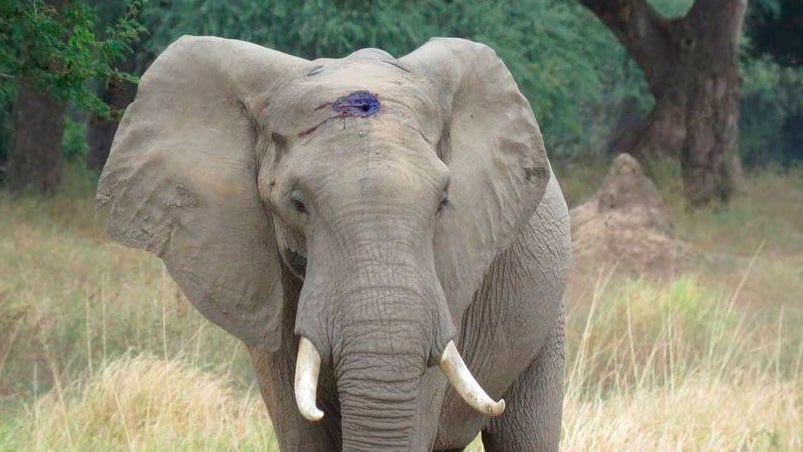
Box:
[331,90,380,118]
[299,91,381,137]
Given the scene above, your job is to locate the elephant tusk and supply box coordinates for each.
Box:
[294,337,324,422]
[439,340,506,416]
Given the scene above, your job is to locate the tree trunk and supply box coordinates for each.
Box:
[579,0,746,206]
[7,79,66,193]
[86,76,136,171]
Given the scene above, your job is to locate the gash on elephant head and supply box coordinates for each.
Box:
[98,36,569,451]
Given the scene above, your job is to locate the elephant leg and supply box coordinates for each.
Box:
[249,345,341,451]
[481,312,565,452]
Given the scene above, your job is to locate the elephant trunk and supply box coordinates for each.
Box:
[293,272,504,449]
[334,295,430,452]
[292,220,502,448]
[337,351,423,450]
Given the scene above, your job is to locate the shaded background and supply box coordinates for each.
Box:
[1,0,801,189]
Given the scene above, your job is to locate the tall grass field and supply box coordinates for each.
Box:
[1,163,801,451]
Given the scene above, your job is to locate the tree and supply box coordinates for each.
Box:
[8,76,67,192]
[0,0,143,192]
[578,0,747,206]
[85,0,148,171]
[4,0,69,192]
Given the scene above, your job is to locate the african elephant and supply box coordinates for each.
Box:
[97,35,570,451]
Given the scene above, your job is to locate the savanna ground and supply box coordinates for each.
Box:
[0,160,801,451]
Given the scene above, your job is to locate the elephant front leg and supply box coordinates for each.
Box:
[482,308,565,452]
[248,345,341,451]
[480,312,565,452]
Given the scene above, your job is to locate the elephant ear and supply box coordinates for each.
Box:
[97,36,310,348]
[402,38,551,321]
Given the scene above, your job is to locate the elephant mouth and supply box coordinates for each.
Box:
[283,248,307,277]
[293,337,505,422]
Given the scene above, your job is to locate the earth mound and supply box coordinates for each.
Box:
[569,153,691,279]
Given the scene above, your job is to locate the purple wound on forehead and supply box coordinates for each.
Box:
[331,91,380,118]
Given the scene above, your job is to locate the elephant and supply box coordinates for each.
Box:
[97,35,571,451]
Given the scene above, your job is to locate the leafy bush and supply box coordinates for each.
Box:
[0,0,145,117]
[739,56,803,168]
[61,116,89,161]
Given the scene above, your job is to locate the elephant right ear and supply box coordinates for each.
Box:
[97,36,311,348]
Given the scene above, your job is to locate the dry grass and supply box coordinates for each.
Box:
[2,355,274,451]
[1,163,801,450]
[562,271,801,451]
[563,378,800,451]
[0,169,253,397]
[556,160,803,451]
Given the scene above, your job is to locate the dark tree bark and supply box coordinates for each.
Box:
[6,0,70,193]
[579,0,747,206]
[7,79,66,193]
[86,76,136,171]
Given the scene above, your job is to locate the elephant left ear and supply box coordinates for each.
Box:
[96,36,312,349]
[401,38,551,321]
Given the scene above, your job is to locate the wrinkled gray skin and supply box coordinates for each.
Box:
[98,36,570,451]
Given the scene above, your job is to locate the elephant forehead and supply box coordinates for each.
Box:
[294,118,444,178]
[268,60,441,135]
[305,58,416,88]
[286,117,448,198]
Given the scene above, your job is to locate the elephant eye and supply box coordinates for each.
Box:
[437,193,449,213]
[290,191,307,214]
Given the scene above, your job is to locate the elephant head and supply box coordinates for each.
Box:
[97,36,549,449]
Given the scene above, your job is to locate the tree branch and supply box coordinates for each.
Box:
[686,0,747,54]
[577,0,679,97]
[577,0,664,45]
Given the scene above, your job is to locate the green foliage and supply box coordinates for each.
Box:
[752,0,782,19]
[142,0,424,59]
[748,0,803,65]
[0,0,145,117]
[739,55,803,167]
[61,115,88,161]
[647,0,694,17]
